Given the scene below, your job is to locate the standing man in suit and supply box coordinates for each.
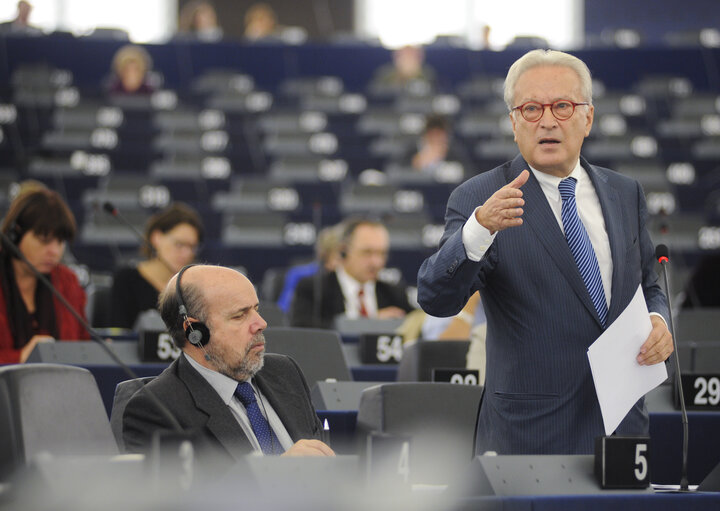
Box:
[290,218,413,329]
[417,49,673,455]
[123,264,334,469]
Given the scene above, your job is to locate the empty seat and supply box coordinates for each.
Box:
[80,204,150,246]
[264,327,352,384]
[0,364,118,480]
[474,137,519,161]
[397,340,471,381]
[457,76,504,101]
[191,69,255,95]
[109,376,155,452]
[649,214,706,252]
[220,212,286,247]
[339,182,397,215]
[213,179,300,213]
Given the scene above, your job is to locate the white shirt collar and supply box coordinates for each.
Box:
[336,265,374,295]
[184,352,251,405]
[529,159,587,201]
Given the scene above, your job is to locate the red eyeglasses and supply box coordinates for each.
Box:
[512,99,589,122]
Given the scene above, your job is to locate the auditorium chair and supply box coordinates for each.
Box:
[109,376,155,452]
[396,339,471,382]
[356,382,483,484]
[0,364,118,481]
[263,327,352,384]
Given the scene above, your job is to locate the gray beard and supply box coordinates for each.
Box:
[206,332,265,381]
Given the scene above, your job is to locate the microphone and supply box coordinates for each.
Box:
[102,201,147,245]
[0,228,184,434]
[655,243,690,492]
[101,201,176,275]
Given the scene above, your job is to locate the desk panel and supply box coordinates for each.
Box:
[456,492,720,511]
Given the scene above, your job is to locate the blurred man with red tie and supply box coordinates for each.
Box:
[290,218,414,329]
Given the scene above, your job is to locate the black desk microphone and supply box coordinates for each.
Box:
[655,243,690,491]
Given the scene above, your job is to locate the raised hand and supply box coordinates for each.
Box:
[475,170,529,234]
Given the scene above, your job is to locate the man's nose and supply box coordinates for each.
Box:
[538,105,558,126]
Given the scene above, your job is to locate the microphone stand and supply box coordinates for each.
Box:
[0,230,183,433]
[657,249,690,491]
[101,202,177,276]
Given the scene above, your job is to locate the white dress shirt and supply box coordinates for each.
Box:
[185,353,293,454]
[335,266,378,318]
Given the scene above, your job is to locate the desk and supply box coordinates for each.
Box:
[314,409,720,486]
[456,492,720,510]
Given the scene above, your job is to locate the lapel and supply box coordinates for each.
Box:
[581,157,626,323]
[510,155,606,327]
[253,358,308,441]
[177,355,254,461]
[327,271,346,316]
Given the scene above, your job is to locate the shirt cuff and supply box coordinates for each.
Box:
[462,206,497,262]
[649,311,668,329]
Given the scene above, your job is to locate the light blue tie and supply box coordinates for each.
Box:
[235,382,282,455]
[558,177,608,327]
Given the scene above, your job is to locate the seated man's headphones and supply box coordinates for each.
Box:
[176,264,211,347]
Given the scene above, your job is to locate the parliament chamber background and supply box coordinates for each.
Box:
[1,0,720,509]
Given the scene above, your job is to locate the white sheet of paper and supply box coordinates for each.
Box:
[587,284,668,435]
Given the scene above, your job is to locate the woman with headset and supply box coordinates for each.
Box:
[0,186,89,363]
[110,202,204,329]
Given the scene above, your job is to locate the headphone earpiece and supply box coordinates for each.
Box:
[185,321,210,347]
[176,264,211,348]
[5,222,22,245]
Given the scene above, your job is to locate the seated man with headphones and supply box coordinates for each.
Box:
[122,264,334,468]
[289,217,414,329]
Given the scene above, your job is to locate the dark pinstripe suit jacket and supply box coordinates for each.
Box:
[417,154,669,455]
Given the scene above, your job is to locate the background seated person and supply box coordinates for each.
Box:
[371,45,436,90]
[110,202,204,329]
[243,3,279,41]
[0,1,43,35]
[290,218,414,329]
[276,222,344,314]
[178,1,223,42]
[107,44,156,95]
[402,114,472,178]
[0,186,89,363]
[123,265,334,468]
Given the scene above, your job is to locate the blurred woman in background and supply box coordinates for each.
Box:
[0,187,88,363]
[108,44,155,95]
[110,202,204,329]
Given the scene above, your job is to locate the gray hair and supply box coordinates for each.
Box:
[503,49,593,111]
[158,280,208,349]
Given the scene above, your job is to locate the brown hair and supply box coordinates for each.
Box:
[1,187,76,244]
[142,202,204,258]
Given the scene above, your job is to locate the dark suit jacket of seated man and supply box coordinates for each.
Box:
[289,218,414,330]
[123,265,333,471]
[416,49,674,456]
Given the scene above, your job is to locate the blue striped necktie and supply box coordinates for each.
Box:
[235,381,282,455]
[558,177,608,327]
